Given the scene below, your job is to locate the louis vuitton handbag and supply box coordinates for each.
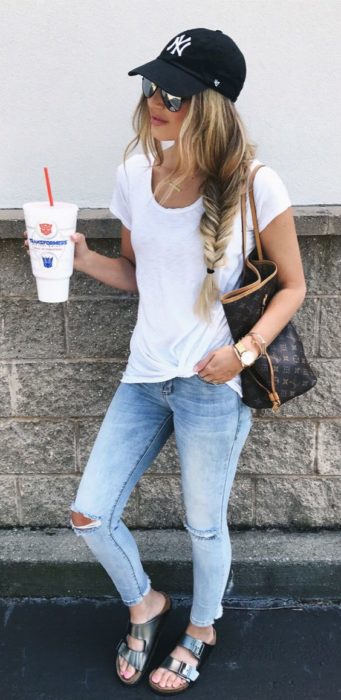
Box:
[221,164,317,412]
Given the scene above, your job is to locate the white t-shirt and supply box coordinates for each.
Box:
[109,151,292,396]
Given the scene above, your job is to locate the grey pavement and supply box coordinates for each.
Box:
[1,527,341,699]
[0,595,340,700]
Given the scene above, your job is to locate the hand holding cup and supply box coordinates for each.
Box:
[69,232,92,272]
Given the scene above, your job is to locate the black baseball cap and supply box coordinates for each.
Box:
[128,28,246,102]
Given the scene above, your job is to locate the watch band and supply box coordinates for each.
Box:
[233,344,244,366]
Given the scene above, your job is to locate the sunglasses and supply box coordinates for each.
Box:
[142,76,189,112]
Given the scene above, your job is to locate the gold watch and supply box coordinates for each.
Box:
[233,340,258,368]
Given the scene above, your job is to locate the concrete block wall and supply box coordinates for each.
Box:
[0,207,340,530]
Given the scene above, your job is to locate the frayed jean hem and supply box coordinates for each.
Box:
[123,574,152,607]
[190,602,224,627]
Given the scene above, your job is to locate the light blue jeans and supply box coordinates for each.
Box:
[69,375,252,626]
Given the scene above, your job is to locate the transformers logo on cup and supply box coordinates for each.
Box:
[40,223,52,234]
[35,221,58,238]
[42,256,56,269]
[29,238,67,246]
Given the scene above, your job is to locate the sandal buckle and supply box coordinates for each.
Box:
[192,639,205,657]
[181,633,205,658]
[178,661,199,681]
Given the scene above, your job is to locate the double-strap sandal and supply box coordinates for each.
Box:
[115,591,172,686]
[148,627,217,695]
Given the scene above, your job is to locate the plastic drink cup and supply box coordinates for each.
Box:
[23,201,78,302]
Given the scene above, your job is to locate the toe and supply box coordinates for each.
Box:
[172,674,185,688]
[151,666,188,690]
[171,671,182,688]
[155,668,169,688]
[166,671,175,688]
[161,670,172,688]
[123,662,136,678]
[151,668,162,684]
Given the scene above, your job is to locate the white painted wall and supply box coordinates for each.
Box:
[1,0,340,207]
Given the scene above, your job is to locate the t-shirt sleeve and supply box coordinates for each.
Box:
[109,162,132,229]
[252,165,292,233]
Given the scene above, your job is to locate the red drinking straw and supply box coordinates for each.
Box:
[43,167,54,206]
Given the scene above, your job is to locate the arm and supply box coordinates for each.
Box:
[195,206,307,381]
[71,224,138,293]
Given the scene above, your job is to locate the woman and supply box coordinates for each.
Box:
[67,27,306,694]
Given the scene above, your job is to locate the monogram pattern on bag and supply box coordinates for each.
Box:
[221,250,317,410]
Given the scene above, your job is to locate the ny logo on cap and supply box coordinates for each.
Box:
[166,34,191,57]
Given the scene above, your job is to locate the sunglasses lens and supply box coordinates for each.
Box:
[142,76,187,112]
[161,91,183,112]
[142,77,157,98]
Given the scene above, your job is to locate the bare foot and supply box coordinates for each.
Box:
[150,622,216,690]
[118,589,168,680]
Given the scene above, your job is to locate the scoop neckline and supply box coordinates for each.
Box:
[148,157,203,213]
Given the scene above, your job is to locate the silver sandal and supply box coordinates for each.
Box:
[115,591,172,686]
[148,627,217,695]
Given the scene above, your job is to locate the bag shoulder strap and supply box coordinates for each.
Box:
[241,163,267,262]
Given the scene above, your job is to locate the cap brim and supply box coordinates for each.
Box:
[128,57,207,96]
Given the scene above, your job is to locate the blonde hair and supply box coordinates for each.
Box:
[123,89,257,322]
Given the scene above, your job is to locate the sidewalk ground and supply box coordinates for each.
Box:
[1,595,340,700]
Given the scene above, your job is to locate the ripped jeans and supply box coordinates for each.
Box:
[69,375,252,626]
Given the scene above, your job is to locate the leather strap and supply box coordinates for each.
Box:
[160,655,200,681]
[116,639,147,671]
[178,633,205,659]
[240,163,281,412]
[241,163,267,264]
[128,620,153,641]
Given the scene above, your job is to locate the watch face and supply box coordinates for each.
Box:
[242,350,257,366]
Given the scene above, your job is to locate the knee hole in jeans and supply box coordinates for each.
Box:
[184,518,220,541]
[70,509,102,531]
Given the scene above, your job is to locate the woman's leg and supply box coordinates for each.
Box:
[70,380,176,679]
[174,375,252,626]
[150,375,252,690]
[69,380,174,606]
